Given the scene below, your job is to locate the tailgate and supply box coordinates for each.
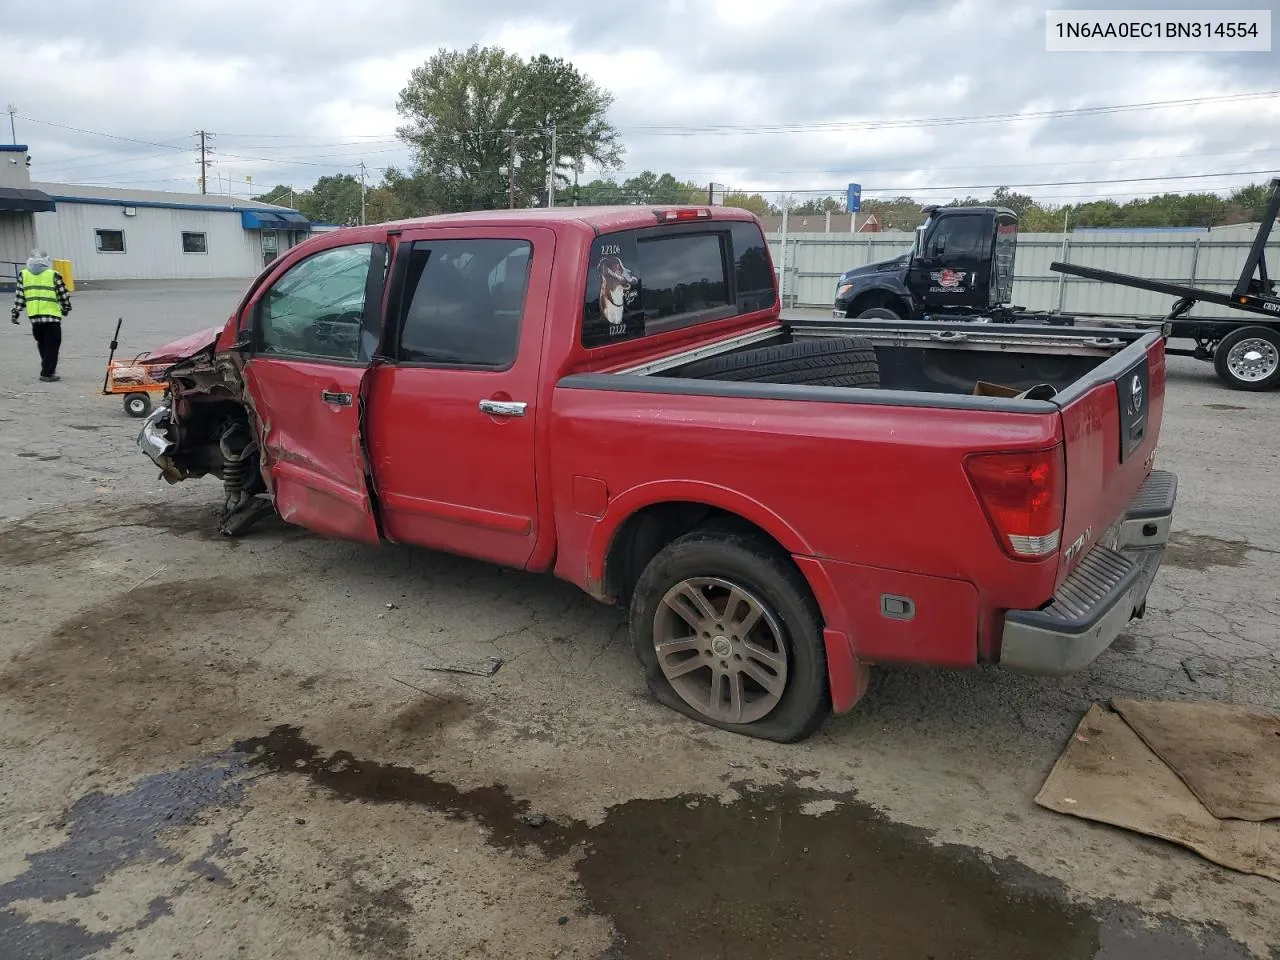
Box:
[1055,333,1166,584]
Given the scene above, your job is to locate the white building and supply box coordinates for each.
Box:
[1,144,317,286]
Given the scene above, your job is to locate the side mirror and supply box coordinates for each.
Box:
[912,225,926,259]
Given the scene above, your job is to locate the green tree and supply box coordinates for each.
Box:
[722,192,779,217]
[792,196,843,215]
[294,174,364,225]
[253,184,297,208]
[395,44,623,211]
[519,54,623,202]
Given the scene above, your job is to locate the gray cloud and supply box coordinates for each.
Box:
[1,0,1275,205]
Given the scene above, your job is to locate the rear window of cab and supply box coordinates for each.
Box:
[580,219,776,348]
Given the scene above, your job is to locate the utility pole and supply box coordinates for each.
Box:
[508,130,517,209]
[195,130,212,195]
[6,104,16,145]
[358,160,367,226]
[546,122,556,208]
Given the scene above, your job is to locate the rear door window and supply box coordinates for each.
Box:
[581,220,773,348]
[394,238,531,368]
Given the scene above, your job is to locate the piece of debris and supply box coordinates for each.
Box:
[385,602,398,610]
[1037,701,1280,881]
[518,813,548,828]
[420,657,504,678]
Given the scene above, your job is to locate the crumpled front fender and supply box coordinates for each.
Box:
[136,404,186,484]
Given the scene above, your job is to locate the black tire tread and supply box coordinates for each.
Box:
[678,336,880,388]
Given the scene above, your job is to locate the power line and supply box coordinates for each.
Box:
[19,89,1278,162]
[722,169,1279,196]
[604,147,1280,180]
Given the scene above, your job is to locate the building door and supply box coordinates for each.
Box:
[261,231,280,267]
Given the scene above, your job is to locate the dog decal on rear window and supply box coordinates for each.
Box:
[598,255,638,327]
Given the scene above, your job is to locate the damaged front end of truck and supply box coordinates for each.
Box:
[136,328,275,537]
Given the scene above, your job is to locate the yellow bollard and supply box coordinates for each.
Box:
[53,258,74,292]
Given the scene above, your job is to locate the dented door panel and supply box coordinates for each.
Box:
[242,359,380,543]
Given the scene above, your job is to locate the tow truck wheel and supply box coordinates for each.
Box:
[1213,326,1280,391]
[629,528,830,743]
[855,306,904,321]
[123,393,152,418]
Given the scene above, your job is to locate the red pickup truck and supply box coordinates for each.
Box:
[137,205,1176,742]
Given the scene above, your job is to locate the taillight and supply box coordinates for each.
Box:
[964,446,1065,560]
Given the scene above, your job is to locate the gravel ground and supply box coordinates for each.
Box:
[1,280,1278,960]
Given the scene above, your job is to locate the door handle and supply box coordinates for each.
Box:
[321,390,353,406]
[479,399,527,417]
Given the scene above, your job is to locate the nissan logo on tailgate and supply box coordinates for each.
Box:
[1131,374,1143,413]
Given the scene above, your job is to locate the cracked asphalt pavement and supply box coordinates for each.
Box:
[1,280,1278,959]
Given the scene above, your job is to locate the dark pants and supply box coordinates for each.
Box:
[31,321,62,378]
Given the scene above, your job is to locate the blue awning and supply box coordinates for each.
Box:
[241,209,311,231]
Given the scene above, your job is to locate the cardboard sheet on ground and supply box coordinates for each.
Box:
[1036,704,1280,882]
[1112,698,1280,822]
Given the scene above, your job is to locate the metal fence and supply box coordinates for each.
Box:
[767,226,1276,320]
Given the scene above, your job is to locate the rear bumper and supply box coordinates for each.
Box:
[998,470,1177,675]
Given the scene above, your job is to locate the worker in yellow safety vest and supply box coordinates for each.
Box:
[10,250,72,382]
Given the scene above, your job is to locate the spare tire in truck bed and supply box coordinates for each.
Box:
[676,336,880,388]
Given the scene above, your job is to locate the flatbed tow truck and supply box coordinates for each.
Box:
[1050,178,1280,391]
[832,177,1279,390]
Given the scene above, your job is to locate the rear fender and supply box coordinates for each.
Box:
[587,481,816,596]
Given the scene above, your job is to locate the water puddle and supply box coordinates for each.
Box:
[237,726,1255,960]
[2,725,1259,959]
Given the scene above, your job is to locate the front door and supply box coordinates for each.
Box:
[364,226,552,569]
[907,212,990,312]
[241,240,387,543]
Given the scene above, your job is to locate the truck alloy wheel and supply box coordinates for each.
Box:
[629,529,831,742]
[653,576,789,725]
[1214,326,1280,391]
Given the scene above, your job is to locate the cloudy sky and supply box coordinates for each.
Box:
[2,0,1277,206]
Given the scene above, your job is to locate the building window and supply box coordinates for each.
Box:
[95,229,126,253]
[182,231,208,254]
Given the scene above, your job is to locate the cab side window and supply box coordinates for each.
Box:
[395,238,531,368]
[928,215,986,258]
[257,243,375,361]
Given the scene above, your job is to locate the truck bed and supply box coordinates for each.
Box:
[553,319,1166,667]
[633,319,1147,399]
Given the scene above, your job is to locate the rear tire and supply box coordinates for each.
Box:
[628,529,831,743]
[676,336,880,388]
[1213,326,1280,391]
[855,306,906,321]
[123,393,152,418]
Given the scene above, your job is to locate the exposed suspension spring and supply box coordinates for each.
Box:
[219,423,258,513]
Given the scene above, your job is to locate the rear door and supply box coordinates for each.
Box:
[363,226,553,569]
[241,239,387,543]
